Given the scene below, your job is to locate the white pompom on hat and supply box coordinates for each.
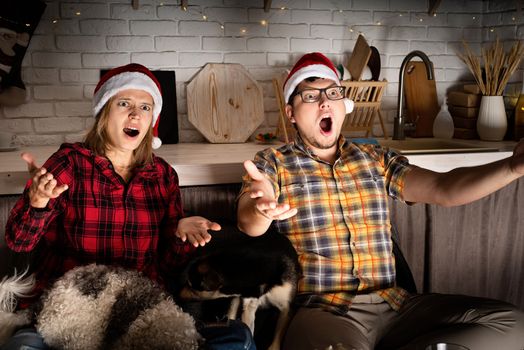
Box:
[283,52,354,114]
[93,63,163,149]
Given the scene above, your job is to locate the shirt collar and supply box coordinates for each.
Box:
[292,133,348,163]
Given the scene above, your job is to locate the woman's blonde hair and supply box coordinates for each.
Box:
[84,97,154,167]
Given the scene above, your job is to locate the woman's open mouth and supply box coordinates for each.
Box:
[123,127,139,137]
[319,116,333,134]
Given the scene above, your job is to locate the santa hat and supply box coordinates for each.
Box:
[93,63,163,149]
[283,52,354,114]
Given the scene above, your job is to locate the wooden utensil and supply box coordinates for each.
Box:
[347,34,372,81]
[187,63,265,143]
[403,61,440,137]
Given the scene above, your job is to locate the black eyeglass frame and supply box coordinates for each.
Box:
[290,86,347,103]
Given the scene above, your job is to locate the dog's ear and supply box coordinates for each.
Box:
[200,268,222,291]
[189,259,223,291]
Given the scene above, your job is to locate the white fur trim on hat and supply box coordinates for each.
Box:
[92,71,163,127]
[283,63,341,103]
[344,98,354,114]
[152,136,162,149]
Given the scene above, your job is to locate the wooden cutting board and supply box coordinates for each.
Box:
[403,61,440,137]
[347,34,372,81]
[187,63,264,143]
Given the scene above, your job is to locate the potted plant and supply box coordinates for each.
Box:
[459,39,524,141]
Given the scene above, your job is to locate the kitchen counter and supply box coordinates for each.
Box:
[0,139,516,195]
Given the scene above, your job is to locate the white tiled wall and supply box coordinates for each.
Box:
[1,0,522,145]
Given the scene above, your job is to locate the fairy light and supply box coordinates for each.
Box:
[202,15,207,20]
[52,19,58,24]
[260,19,267,26]
[241,28,247,34]
[280,6,286,10]
[75,11,81,16]
[490,27,495,32]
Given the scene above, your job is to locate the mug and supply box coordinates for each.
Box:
[0,131,15,148]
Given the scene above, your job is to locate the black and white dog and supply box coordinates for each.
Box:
[178,225,301,350]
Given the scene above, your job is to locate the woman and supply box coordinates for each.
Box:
[3,63,254,350]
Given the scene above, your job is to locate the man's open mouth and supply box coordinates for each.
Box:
[123,127,139,137]
[319,116,332,133]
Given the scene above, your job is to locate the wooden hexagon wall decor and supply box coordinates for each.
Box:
[187,63,265,143]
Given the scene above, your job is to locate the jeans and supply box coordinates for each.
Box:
[199,319,257,350]
[0,328,49,350]
[1,320,256,350]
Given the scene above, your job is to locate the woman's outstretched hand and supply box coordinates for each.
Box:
[176,216,221,247]
[22,152,68,208]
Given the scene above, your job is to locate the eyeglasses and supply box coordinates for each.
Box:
[291,86,346,103]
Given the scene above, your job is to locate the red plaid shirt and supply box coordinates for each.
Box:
[5,143,195,304]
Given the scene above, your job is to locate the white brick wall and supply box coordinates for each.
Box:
[1,0,522,145]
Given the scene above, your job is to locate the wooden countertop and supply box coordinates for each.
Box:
[0,140,515,195]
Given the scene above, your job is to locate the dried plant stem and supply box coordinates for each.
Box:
[458,39,524,96]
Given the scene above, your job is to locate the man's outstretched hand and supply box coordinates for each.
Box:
[243,160,297,221]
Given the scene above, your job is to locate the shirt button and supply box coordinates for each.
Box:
[108,164,113,169]
[352,241,357,247]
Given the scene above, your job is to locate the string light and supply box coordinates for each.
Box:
[260,19,267,26]
[75,11,81,16]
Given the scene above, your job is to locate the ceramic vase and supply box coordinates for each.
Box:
[477,95,507,141]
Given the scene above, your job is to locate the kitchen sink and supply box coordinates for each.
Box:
[377,138,500,154]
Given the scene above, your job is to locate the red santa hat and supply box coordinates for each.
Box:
[283,52,354,113]
[93,63,163,149]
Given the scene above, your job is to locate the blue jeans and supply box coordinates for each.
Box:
[1,321,256,350]
[200,319,257,350]
[0,328,49,350]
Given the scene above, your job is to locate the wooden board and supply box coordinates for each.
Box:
[187,63,265,143]
[347,34,371,81]
[447,91,481,107]
[403,61,440,137]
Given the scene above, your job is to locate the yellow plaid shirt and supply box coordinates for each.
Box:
[241,135,413,314]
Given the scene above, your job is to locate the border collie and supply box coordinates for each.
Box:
[178,225,301,350]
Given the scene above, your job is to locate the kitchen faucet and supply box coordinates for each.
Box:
[393,50,434,140]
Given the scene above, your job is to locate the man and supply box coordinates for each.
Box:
[237,52,524,350]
